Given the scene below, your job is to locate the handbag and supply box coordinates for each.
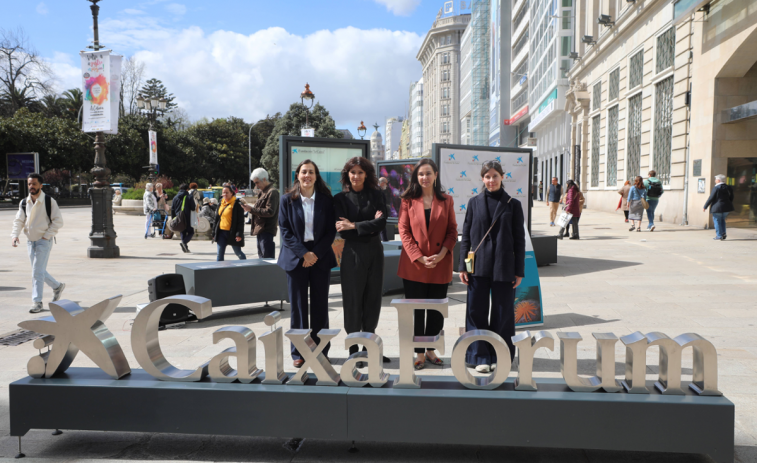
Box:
[556,210,573,228]
[464,198,510,274]
[641,197,649,210]
[168,196,188,233]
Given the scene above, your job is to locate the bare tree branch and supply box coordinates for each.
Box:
[120,55,145,116]
[0,27,54,115]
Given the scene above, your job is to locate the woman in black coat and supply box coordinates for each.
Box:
[703,174,735,241]
[212,185,246,261]
[458,160,526,373]
[334,157,388,358]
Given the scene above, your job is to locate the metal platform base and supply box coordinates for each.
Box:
[10,368,733,462]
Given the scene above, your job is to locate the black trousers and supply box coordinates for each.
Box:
[465,275,515,365]
[181,226,194,245]
[402,278,448,354]
[340,237,384,354]
[256,231,275,258]
[559,215,580,238]
[286,242,331,361]
[623,210,629,219]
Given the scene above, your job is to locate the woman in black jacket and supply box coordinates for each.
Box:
[334,157,388,357]
[703,174,735,241]
[458,160,526,373]
[213,185,246,261]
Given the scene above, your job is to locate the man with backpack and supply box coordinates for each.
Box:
[171,183,196,253]
[10,173,66,313]
[644,170,664,232]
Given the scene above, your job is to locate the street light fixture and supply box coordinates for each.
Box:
[358,121,367,139]
[300,83,315,129]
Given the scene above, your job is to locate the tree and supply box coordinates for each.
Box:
[39,94,65,118]
[120,56,145,116]
[260,102,342,185]
[0,28,53,116]
[138,78,177,118]
[183,116,256,187]
[60,88,83,121]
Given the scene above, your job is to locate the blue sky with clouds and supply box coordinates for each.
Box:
[4,0,455,138]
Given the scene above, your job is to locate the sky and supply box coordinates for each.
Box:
[3,0,455,140]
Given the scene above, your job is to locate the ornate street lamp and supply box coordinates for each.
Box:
[300,83,315,129]
[358,121,367,139]
[86,0,119,258]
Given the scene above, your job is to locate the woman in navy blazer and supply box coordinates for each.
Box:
[458,160,526,373]
[278,159,338,368]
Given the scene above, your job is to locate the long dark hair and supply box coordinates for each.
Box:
[566,179,578,191]
[400,158,446,201]
[340,157,378,191]
[287,159,332,200]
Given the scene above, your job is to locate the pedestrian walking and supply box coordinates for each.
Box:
[143,183,157,239]
[212,185,246,261]
[334,157,388,360]
[155,183,169,213]
[172,183,197,253]
[627,176,647,232]
[397,158,457,370]
[539,180,544,201]
[10,173,65,314]
[643,170,664,231]
[703,174,735,241]
[618,180,631,222]
[459,160,525,372]
[277,159,337,368]
[378,177,393,241]
[241,168,279,259]
[547,177,562,226]
[558,180,582,240]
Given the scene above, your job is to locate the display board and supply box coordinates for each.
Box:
[6,153,39,180]
[279,136,370,269]
[436,144,541,327]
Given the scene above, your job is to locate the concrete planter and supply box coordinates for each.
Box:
[114,199,144,215]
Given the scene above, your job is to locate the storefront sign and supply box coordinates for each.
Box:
[504,105,528,125]
[18,296,721,396]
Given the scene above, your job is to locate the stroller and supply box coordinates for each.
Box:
[150,210,168,237]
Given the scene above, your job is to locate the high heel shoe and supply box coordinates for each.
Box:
[425,353,443,366]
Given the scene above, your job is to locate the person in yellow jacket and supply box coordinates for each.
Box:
[212,185,246,261]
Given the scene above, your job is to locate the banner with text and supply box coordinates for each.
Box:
[104,54,122,135]
[149,130,158,165]
[80,50,113,132]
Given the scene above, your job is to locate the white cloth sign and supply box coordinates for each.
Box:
[104,54,121,135]
[80,50,112,132]
[148,131,158,165]
[438,147,532,233]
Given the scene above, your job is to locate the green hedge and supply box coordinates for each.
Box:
[122,188,179,200]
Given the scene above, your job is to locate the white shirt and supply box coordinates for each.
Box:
[11,192,64,242]
[301,191,316,242]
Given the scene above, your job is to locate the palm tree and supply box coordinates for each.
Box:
[0,86,38,116]
[61,88,83,121]
[40,94,65,117]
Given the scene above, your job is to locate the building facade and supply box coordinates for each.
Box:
[566,0,692,224]
[370,123,385,164]
[417,13,471,157]
[410,78,424,158]
[385,116,404,160]
[460,24,473,145]
[507,0,532,146]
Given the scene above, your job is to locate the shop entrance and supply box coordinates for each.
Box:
[726,157,757,228]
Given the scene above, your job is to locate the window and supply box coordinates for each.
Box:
[593,82,601,111]
[629,50,643,89]
[562,0,572,6]
[561,59,570,78]
[653,76,674,184]
[607,105,618,185]
[656,28,675,73]
[609,68,619,101]
[627,93,642,180]
[562,11,571,30]
[591,115,601,187]
[442,87,449,99]
[561,37,571,57]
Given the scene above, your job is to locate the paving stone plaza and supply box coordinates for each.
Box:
[1,203,756,462]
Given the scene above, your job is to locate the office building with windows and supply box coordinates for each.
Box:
[385,116,404,160]
[508,0,533,149]
[410,79,424,157]
[417,12,471,156]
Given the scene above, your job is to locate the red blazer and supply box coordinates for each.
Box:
[397,194,458,284]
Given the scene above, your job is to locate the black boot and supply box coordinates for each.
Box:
[557,227,564,239]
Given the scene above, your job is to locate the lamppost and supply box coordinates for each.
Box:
[300,83,315,129]
[358,121,367,139]
[86,0,119,258]
[136,94,166,183]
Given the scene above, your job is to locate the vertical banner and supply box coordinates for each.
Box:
[80,50,112,132]
[148,131,158,165]
[439,145,543,327]
[104,54,122,135]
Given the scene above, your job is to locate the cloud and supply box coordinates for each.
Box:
[36,2,49,15]
[373,0,422,16]
[95,19,423,128]
[123,9,146,15]
[165,3,187,16]
[47,52,81,93]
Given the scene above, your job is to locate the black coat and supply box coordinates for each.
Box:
[277,192,338,272]
[212,199,246,247]
[333,188,387,242]
[171,190,196,221]
[459,189,526,281]
[704,183,734,214]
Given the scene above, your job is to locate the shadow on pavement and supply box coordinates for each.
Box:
[540,313,620,330]
[540,256,641,277]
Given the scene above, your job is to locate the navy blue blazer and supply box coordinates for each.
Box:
[277,191,338,272]
[458,189,526,281]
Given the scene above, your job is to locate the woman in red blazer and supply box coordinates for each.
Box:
[397,158,458,370]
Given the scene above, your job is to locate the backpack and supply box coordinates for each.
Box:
[647,180,664,197]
